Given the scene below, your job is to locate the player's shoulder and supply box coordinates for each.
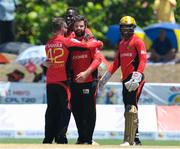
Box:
[133,35,144,44]
[133,34,142,41]
[47,35,64,42]
[54,35,64,40]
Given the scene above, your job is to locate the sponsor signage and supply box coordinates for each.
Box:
[0,81,180,105]
[0,105,157,140]
[0,82,46,104]
[97,82,180,105]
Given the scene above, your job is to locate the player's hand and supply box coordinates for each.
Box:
[98,71,111,90]
[43,61,52,68]
[125,80,139,92]
[124,71,142,92]
[70,38,81,43]
[76,71,89,83]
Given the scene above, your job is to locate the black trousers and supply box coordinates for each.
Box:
[43,83,70,144]
[122,73,145,139]
[0,20,15,44]
[71,81,97,144]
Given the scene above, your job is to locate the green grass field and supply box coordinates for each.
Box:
[0,139,179,146]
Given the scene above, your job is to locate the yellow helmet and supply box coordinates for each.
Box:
[119,16,136,26]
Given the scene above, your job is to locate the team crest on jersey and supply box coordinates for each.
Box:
[127,45,133,50]
[83,89,89,94]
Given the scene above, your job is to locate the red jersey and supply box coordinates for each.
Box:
[70,37,102,83]
[109,34,146,80]
[45,35,90,84]
[67,28,93,38]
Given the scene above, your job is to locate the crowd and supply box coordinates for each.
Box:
[148,30,177,62]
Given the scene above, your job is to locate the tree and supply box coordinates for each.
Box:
[16,0,68,44]
[15,0,180,45]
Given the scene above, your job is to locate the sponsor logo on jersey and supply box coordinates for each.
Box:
[127,45,133,50]
[141,50,146,54]
[83,89,89,94]
[72,54,88,60]
[121,53,132,57]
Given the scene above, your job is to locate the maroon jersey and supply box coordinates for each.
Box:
[45,35,89,84]
[109,34,147,80]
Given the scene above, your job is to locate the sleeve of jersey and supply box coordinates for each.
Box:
[86,39,103,50]
[135,39,147,73]
[88,58,101,73]
[62,37,88,50]
[87,39,103,61]
[109,50,120,74]
[88,49,102,72]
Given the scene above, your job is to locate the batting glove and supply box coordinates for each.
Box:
[124,71,142,92]
[98,71,111,90]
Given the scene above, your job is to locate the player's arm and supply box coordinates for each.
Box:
[75,48,102,83]
[135,39,147,73]
[98,50,120,90]
[62,37,88,51]
[109,50,121,74]
[63,36,102,52]
[86,38,103,50]
[75,38,104,82]
[88,38,110,72]
[124,39,146,92]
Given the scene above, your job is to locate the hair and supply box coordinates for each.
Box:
[66,7,78,16]
[52,17,66,33]
[74,15,87,27]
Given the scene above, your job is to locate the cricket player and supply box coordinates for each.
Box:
[65,7,92,38]
[69,15,104,145]
[99,16,147,146]
[43,17,102,144]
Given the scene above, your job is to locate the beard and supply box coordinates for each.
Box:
[74,30,85,37]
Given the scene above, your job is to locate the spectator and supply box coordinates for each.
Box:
[7,69,24,82]
[141,0,149,8]
[0,0,19,44]
[105,87,114,104]
[148,30,176,62]
[153,0,177,23]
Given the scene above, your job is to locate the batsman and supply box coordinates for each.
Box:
[99,16,147,146]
